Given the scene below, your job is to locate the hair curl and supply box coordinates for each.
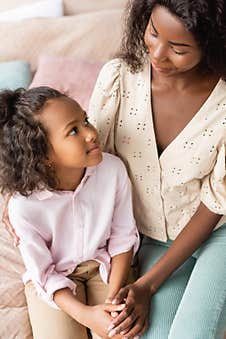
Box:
[118,0,226,75]
[0,86,65,196]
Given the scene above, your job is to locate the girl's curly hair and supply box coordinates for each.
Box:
[119,0,226,75]
[0,86,65,196]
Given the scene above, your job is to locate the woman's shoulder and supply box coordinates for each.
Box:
[100,57,148,76]
[94,57,149,95]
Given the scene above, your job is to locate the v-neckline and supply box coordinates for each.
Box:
[147,61,222,161]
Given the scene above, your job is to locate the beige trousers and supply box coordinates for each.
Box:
[25,260,122,339]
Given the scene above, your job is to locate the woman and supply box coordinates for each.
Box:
[4,0,226,338]
[88,0,226,338]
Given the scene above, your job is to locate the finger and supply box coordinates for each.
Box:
[105,298,113,303]
[108,310,137,337]
[136,318,149,337]
[104,303,126,313]
[119,325,132,335]
[120,319,145,339]
[108,304,133,331]
[110,311,119,318]
[112,286,129,304]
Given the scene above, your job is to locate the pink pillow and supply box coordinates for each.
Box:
[30,55,103,111]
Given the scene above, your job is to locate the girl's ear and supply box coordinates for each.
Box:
[43,158,54,169]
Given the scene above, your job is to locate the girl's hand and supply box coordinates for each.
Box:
[80,303,126,338]
[2,194,20,246]
[107,282,151,339]
[105,297,119,318]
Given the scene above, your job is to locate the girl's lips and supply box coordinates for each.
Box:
[87,145,101,154]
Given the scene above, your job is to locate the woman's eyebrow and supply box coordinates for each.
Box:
[150,17,193,48]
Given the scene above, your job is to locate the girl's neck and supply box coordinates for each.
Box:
[56,168,86,191]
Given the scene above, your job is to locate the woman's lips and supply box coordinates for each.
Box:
[151,62,172,73]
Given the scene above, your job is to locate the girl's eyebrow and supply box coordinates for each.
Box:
[150,17,193,48]
[64,119,78,131]
[63,111,87,131]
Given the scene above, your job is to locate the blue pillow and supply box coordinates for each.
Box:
[0,60,32,90]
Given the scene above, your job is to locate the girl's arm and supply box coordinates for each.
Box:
[106,249,133,302]
[108,202,221,338]
[9,203,126,337]
[53,288,125,337]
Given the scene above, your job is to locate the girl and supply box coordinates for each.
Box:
[0,86,139,339]
[88,0,226,338]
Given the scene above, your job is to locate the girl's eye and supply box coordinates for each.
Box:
[84,117,89,126]
[68,127,78,136]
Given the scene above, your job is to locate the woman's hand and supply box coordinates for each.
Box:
[107,282,151,339]
[2,194,20,246]
[80,303,126,338]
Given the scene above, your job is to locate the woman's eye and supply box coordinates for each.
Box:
[68,127,78,136]
[149,28,157,37]
[173,49,187,55]
[84,117,89,126]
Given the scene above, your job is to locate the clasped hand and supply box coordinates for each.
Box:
[106,283,150,339]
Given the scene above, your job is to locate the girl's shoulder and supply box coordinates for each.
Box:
[8,191,50,217]
[98,152,129,180]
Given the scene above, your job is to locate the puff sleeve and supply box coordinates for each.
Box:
[88,58,121,152]
[200,141,226,215]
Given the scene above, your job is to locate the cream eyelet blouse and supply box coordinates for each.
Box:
[89,58,226,241]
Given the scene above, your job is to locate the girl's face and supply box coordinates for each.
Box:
[144,5,202,77]
[39,96,102,189]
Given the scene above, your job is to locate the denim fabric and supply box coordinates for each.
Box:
[139,224,226,339]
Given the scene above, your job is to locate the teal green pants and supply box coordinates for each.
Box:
[139,224,226,339]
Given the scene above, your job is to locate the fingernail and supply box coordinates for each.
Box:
[118,303,125,309]
[108,329,116,337]
[107,324,114,331]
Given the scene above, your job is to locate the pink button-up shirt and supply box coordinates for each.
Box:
[8,153,139,309]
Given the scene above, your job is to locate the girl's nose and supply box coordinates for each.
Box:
[85,129,97,143]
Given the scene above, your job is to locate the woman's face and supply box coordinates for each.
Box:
[144,5,202,76]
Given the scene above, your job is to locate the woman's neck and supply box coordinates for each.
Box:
[152,67,219,92]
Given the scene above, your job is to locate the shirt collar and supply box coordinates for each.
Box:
[34,166,97,201]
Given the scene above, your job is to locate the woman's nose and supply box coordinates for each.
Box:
[152,42,168,62]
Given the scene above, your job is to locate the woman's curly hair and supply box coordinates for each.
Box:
[0,86,65,196]
[119,0,226,75]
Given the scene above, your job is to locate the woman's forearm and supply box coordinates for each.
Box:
[136,203,221,294]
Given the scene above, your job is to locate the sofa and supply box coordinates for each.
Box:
[0,1,126,338]
[0,1,225,339]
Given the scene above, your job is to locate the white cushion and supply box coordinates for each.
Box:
[0,0,63,22]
